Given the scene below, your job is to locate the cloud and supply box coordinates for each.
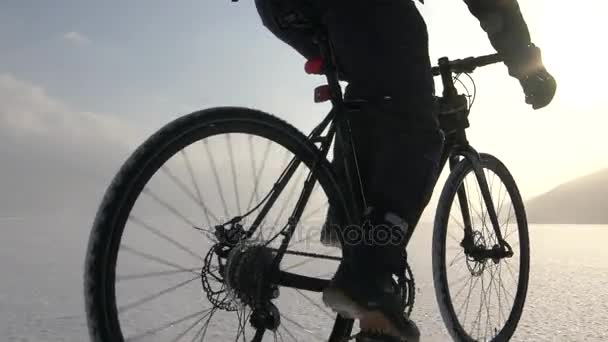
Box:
[0,73,141,217]
[61,31,91,46]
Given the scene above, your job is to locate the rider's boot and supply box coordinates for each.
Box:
[322,208,419,342]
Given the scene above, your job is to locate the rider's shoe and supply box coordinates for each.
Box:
[322,261,419,342]
[322,208,418,342]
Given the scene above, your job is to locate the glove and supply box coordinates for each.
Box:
[505,44,557,110]
[519,67,557,110]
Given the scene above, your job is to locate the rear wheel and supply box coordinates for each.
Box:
[432,153,530,341]
[84,107,354,341]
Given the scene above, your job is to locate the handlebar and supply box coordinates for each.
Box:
[431,53,503,76]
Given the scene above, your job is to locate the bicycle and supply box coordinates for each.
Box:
[84,24,529,342]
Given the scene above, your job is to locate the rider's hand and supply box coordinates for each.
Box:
[505,44,557,110]
[519,67,557,110]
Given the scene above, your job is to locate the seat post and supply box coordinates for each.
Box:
[312,30,343,107]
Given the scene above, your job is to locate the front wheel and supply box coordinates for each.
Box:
[432,153,530,342]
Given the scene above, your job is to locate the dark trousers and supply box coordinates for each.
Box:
[256,0,444,229]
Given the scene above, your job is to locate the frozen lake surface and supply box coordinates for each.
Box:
[2,217,607,341]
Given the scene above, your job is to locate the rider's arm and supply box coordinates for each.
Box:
[464,0,556,109]
[464,0,533,74]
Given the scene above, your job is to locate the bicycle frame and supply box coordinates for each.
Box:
[301,31,512,254]
[267,29,513,263]
[237,28,513,340]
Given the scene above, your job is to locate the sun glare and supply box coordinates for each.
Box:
[537,2,607,102]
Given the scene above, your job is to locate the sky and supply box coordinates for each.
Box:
[1,0,607,217]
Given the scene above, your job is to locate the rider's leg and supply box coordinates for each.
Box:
[321,1,444,340]
[255,0,444,340]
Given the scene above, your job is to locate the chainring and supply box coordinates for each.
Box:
[400,260,416,317]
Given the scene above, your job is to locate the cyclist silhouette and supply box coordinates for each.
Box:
[254,0,556,340]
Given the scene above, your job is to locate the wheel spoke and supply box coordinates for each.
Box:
[497,268,515,302]
[446,229,462,245]
[117,268,201,282]
[496,182,509,223]
[181,149,219,226]
[235,307,246,342]
[448,250,466,267]
[452,273,474,301]
[120,244,199,275]
[295,289,333,319]
[503,205,516,240]
[503,259,519,284]
[242,309,253,342]
[197,307,218,341]
[482,271,494,341]
[473,273,485,339]
[246,139,272,211]
[142,187,197,227]
[289,229,322,249]
[226,134,243,214]
[458,275,480,327]
[129,215,203,261]
[160,165,216,221]
[247,136,260,211]
[273,166,306,230]
[282,312,326,341]
[190,320,206,342]
[449,213,465,232]
[495,263,509,325]
[484,263,497,340]
[279,325,298,342]
[125,308,212,341]
[300,199,328,223]
[170,307,216,342]
[261,222,289,247]
[118,275,199,313]
[203,140,230,219]
[233,306,253,342]
[275,329,286,342]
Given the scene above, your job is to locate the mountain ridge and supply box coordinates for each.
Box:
[526,168,608,224]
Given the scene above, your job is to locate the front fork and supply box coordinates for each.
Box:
[450,148,513,260]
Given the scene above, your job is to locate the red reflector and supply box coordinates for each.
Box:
[305,58,324,75]
[314,85,331,103]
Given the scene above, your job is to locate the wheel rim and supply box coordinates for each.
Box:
[442,165,525,341]
[108,129,344,341]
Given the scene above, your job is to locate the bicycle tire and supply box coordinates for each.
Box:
[432,153,530,342]
[83,107,354,341]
